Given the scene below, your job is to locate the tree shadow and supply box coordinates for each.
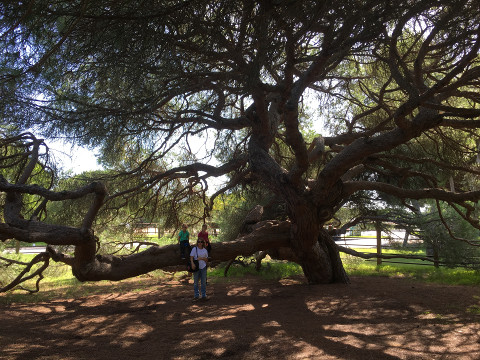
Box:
[1,277,480,359]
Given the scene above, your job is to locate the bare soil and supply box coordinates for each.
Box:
[1,275,480,360]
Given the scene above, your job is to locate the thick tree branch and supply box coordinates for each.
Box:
[342,180,480,203]
[65,220,291,282]
[0,253,50,293]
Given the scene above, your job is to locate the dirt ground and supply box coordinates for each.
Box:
[1,275,480,360]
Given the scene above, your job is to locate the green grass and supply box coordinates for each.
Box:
[2,249,479,304]
[208,260,304,280]
[341,249,480,286]
[467,296,480,314]
[3,241,47,248]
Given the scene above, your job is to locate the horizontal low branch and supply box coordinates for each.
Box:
[61,220,291,282]
[0,176,107,201]
[0,221,90,245]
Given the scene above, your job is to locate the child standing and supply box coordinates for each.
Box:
[197,224,211,255]
[178,224,190,259]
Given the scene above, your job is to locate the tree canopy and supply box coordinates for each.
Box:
[2,0,480,291]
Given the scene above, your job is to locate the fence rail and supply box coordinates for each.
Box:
[336,236,480,268]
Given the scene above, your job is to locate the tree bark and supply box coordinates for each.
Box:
[292,229,349,284]
[287,201,349,284]
[402,230,410,247]
[57,220,292,282]
[47,218,350,284]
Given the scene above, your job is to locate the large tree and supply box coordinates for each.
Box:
[2,0,480,290]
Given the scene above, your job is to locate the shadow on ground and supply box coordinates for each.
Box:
[1,276,480,360]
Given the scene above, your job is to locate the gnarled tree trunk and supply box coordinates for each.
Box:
[284,199,350,284]
[290,223,349,284]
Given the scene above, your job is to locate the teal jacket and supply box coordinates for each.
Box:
[178,230,189,242]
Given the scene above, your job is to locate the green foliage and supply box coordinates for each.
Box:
[46,166,205,247]
[213,193,250,242]
[213,187,278,242]
[412,204,480,268]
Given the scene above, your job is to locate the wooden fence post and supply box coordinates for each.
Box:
[376,222,382,266]
[433,245,440,268]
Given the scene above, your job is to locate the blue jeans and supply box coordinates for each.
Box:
[193,267,207,298]
[180,241,190,258]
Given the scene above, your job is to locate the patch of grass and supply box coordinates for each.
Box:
[208,259,303,281]
[341,252,480,286]
[0,274,165,305]
[467,305,480,315]
[2,249,480,304]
